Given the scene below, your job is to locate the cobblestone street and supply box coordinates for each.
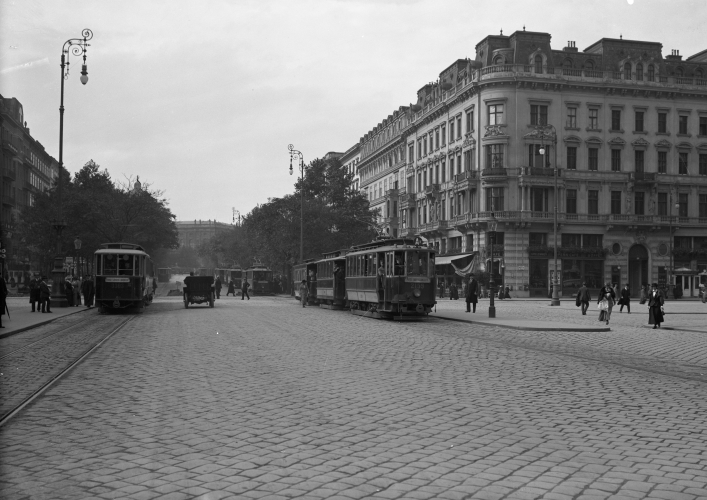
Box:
[1,295,706,499]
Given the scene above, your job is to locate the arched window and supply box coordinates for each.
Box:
[647,64,655,81]
[696,69,703,78]
[535,55,543,74]
[624,62,632,80]
[585,60,594,71]
[676,67,684,77]
[563,58,573,69]
[493,55,503,65]
[636,63,644,81]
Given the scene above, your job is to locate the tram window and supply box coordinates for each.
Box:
[96,255,103,275]
[118,255,134,276]
[104,254,118,275]
[406,251,428,276]
[428,254,435,277]
[394,252,405,276]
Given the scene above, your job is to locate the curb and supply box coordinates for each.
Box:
[0,307,91,340]
[433,314,611,332]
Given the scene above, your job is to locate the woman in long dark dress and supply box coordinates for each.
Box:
[647,283,665,329]
[597,282,616,325]
[0,275,8,328]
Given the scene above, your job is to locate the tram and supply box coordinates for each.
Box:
[316,250,346,309]
[293,259,318,305]
[197,267,214,277]
[345,238,436,319]
[157,267,172,283]
[216,267,242,289]
[94,243,155,313]
[244,263,274,295]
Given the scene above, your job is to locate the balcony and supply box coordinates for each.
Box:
[2,192,16,206]
[399,227,416,238]
[1,132,19,156]
[629,172,657,183]
[481,168,509,178]
[425,183,440,198]
[419,220,449,235]
[2,165,16,181]
[385,188,398,198]
[519,167,561,177]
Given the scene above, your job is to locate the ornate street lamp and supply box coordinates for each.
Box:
[538,123,560,306]
[288,144,305,263]
[74,236,82,277]
[53,29,93,306]
[488,210,497,318]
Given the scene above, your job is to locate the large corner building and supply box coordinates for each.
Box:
[351,30,707,298]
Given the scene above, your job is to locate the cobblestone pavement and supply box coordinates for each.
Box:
[1,296,706,499]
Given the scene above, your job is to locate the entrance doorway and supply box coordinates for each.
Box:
[628,244,649,297]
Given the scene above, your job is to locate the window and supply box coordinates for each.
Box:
[466,110,474,133]
[486,187,504,211]
[529,233,547,246]
[624,62,632,80]
[611,109,621,130]
[464,150,472,171]
[562,234,581,247]
[588,109,598,129]
[486,144,503,169]
[441,159,446,182]
[417,140,422,158]
[531,105,548,126]
[700,194,707,218]
[441,125,446,146]
[679,152,688,174]
[588,148,598,171]
[529,144,550,168]
[488,104,503,126]
[648,64,655,81]
[456,116,462,139]
[588,190,599,214]
[658,112,667,133]
[611,149,621,171]
[611,191,622,214]
[658,151,667,173]
[566,189,577,214]
[567,107,577,128]
[531,188,546,212]
[635,150,644,173]
[423,136,428,156]
[635,111,644,132]
[700,154,707,176]
[449,156,455,176]
[676,68,684,77]
[534,55,543,74]
[583,234,603,248]
[679,115,688,134]
[567,147,577,170]
[678,193,688,217]
[449,120,455,142]
[700,117,707,136]
[408,144,414,162]
[635,191,645,215]
[636,63,644,81]
[658,193,667,215]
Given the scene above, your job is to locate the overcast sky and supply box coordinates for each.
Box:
[1,0,705,223]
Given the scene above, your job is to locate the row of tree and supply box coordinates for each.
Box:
[196,156,378,278]
[18,160,180,275]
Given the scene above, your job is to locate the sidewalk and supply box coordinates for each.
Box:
[0,297,90,339]
[431,308,611,332]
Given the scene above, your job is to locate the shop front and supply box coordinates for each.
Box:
[434,252,476,295]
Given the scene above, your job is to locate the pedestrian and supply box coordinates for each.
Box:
[82,275,95,307]
[465,274,478,313]
[648,282,665,329]
[73,277,81,306]
[597,281,616,325]
[639,284,648,304]
[450,282,459,300]
[299,279,308,307]
[438,280,445,299]
[613,283,620,301]
[214,275,222,299]
[0,274,8,328]
[226,279,235,296]
[241,277,250,300]
[576,282,591,315]
[377,264,385,302]
[619,284,631,313]
[39,276,52,313]
[64,278,74,307]
[29,274,40,312]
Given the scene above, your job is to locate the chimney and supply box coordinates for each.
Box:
[666,49,683,61]
[563,41,578,53]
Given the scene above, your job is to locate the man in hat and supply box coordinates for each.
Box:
[647,283,664,329]
[0,273,7,328]
[299,279,308,307]
[39,276,52,313]
[577,282,591,315]
[82,275,95,308]
[29,273,40,312]
[465,274,478,313]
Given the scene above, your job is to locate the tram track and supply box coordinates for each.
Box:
[0,315,135,427]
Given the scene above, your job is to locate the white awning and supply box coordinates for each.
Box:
[435,253,476,266]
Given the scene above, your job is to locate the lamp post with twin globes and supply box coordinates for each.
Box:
[537,123,560,306]
[288,144,305,263]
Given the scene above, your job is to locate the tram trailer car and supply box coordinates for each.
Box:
[157,267,172,283]
[215,268,243,289]
[345,238,436,319]
[315,250,347,309]
[197,267,214,277]
[292,260,317,304]
[245,265,274,295]
[94,243,155,313]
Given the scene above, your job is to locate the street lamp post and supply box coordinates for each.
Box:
[488,211,497,318]
[52,29,93,307]
[538,123,560,306]
[288,144,305,263]
[74,236,82,278]
[668,189,679,297]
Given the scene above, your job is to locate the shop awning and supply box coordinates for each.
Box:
[435,252,476,266]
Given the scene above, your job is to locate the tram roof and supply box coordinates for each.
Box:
[95,248,150,256]
[99,242,146,251]
[348,237,433,253]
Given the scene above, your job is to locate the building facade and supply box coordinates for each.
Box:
[340,144,360,193]
[1,95,60,285]
[176,220,231,249]
[355,31,707,297]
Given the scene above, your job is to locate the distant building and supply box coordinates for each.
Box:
[340,143,361,193]
[1,95,60,282]
[176,220,231,249]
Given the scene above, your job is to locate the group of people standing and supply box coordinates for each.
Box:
[576,282,665,328]
[26,275,95,312]
[213,276,250,300]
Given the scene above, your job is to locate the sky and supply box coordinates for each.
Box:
[1,0,706,223]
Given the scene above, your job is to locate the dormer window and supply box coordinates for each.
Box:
[636,63,643,81]
[648,64,655,81]
[624,62,632,80]
[534,55,543,74]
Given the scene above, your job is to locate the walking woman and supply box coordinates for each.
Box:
[647,283,665,329]
[0,274,8,328]
[597,281,616,325]
[226,280,235,296]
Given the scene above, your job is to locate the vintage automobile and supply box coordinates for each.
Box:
[183,275,215,308]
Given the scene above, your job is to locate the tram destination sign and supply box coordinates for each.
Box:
[405,277,430,283]
[106,277,130,283]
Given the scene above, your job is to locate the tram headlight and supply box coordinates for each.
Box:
[413,288,422,298]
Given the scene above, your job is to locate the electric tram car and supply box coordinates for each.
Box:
[244,263,274,295]
[293,259,318,305]
[197,267,214,277]
[216,267,242,289]
[315,250,346,309]
[157,267,172,283]
[94,243,156,313]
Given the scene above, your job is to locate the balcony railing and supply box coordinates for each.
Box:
[2,165,16,181]
[385,188,398,198]
[454,170,478,183]
[520,167,561,177]
[425,183,440,196]
[481,168,508,177]
[629,172,657,182]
